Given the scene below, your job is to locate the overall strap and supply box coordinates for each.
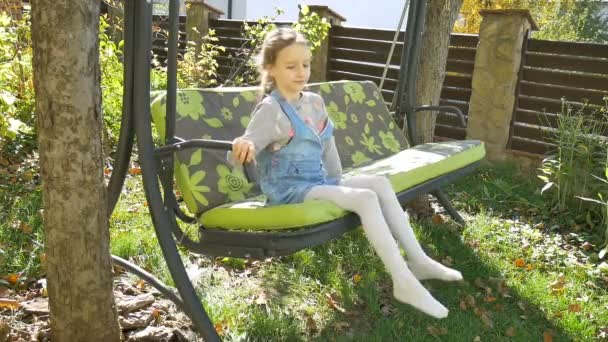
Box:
[270,91,303,127]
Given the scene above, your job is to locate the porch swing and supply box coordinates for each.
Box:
[107,0,485,340]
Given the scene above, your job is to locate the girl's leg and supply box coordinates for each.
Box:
[305,185,448,319]
[341,175,462,282]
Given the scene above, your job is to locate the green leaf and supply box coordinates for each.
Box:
[320,84,331,94]
[204,118,224,128]
[300,5,310,16]
[344,94,350,105]
[232,97,240,108]
[366,100,376,107]
[364,123,370,135]
[190,150,202,166]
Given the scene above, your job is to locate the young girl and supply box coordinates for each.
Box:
[232,27,462,319]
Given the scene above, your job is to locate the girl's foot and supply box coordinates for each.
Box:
[408,257,463,282]
[393,270,449,319]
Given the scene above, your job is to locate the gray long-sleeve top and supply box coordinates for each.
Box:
[241,92,342,184]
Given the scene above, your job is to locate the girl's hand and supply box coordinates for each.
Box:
[232,137,255,164]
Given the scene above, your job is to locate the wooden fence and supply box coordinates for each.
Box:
[510,38,608,155]
[151,14,187,65]
[209,18,608,155]
[210,19,477,141]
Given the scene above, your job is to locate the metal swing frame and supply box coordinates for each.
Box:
[107,0,475,339]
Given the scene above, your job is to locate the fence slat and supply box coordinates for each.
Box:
[515,109,559,128]
[520,81,608,107]
[518,95,604,115]
[522,68,608,92]
[446,59,474,75]
[437,112,466,127]
[447,46,477,61]
[525,52,608,76]
[510,137,554,155]
[449,34,479,48]
[332,25,405,42]
[444,74,472,89]
[329,36,402,55]
[327,70,397,90]
[440,86,472,102]
[329,47,401,66]
[527,39,608,59]
[329,59,400,80]
[435,124,466,140]
[439,99,469,115]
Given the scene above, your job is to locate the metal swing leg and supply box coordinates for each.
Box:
[432,188,465,225]
[125,0,220,341]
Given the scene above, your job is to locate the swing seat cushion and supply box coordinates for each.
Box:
[200,139,485,231]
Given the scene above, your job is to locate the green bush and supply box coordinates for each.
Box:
[0,13,35,155]
[538,98,608,247]
[222,5,331,87]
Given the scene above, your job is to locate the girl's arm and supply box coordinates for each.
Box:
[232,98,287,163]
[323,136,342,185]
[317,96,342,184]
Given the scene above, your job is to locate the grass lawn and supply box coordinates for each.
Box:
[2,162,607,341]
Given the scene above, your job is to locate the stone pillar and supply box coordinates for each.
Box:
[466,9,537,161]
[302,5,346,83]
[186,0,224,55]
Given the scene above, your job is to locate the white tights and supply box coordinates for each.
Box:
[305,175,462,319]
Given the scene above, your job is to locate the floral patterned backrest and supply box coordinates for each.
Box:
[150,80,409,215]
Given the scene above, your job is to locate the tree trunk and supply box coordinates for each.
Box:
[31,1,121,341]
[409,0,464,216]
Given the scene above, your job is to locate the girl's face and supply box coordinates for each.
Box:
[267,43,311,101]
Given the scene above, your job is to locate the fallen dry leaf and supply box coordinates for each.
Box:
[431,215,444,225]
[581,241,593,251]
[427,325,448,337]
[0,299,20,310]
[473,336,481,342]
[459,300,467,310]
[464,294,476,307]
[4,274,19,285]
[549,274,567,296]
[326,293,345,313]
[494,303,504,311]
[214,322,226,336]
[505,326,516,337]
[526,264,534,271]
[334,321,350,332]
[19,221,32,234]
[517,301,526,311]
[128,167,142,175]
[380,304,395,317]
[306,316,317,334]
[254,291,268,306]
[480,312,493,329]
[543,330,554,342]
[441,256,454,266]
[514,258,526,267]
[567,303,582,313]
[0,287,9,298]
[484,295,497,303]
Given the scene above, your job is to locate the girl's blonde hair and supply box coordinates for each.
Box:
[256,27,309,94]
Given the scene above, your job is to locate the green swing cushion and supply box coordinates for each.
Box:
[149,80,486,232]
[200,140,485,231]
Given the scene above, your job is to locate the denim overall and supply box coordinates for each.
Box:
[257,91,337,205]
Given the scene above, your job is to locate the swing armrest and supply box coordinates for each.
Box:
[154,138,257,183]
[413,105,467,127]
